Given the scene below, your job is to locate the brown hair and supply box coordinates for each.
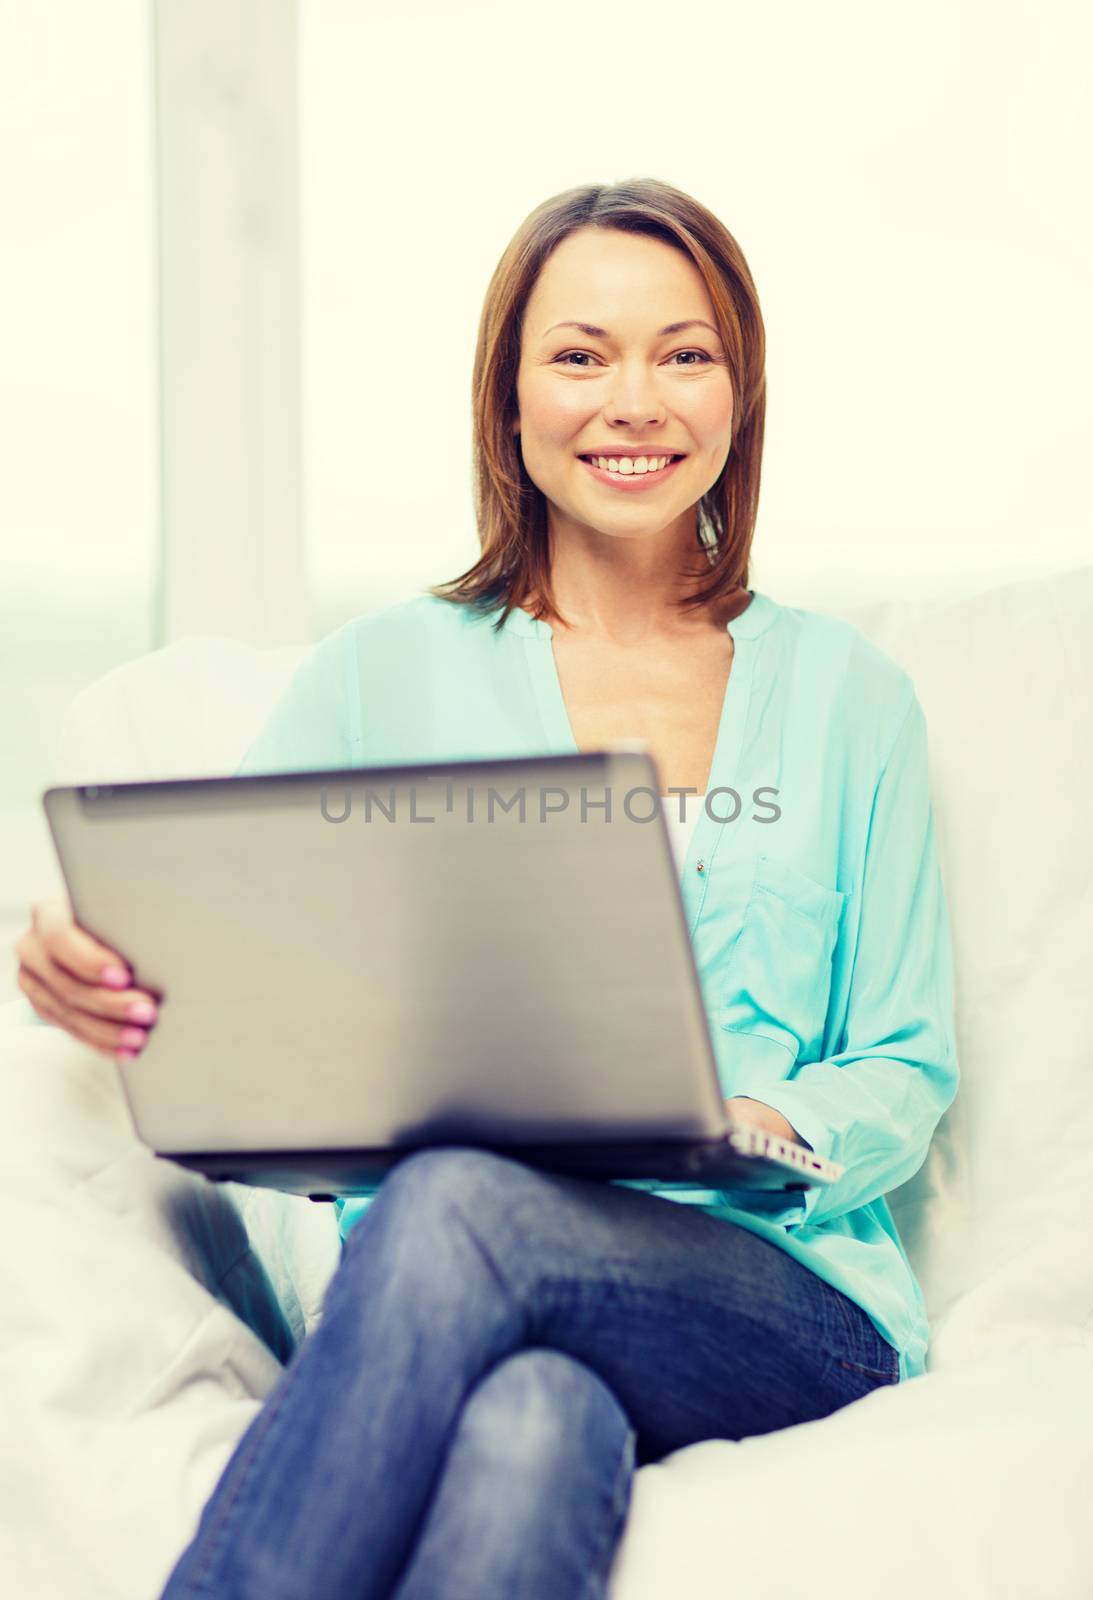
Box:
[427,177,766,634]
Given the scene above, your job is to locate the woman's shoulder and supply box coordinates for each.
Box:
[339,592,500,653]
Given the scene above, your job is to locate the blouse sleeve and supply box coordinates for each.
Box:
[735,689,960,1231]
[232,621,361,778]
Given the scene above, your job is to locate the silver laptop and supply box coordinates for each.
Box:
[41,747,843,1204]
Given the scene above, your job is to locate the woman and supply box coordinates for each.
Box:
[15,179,958,1599]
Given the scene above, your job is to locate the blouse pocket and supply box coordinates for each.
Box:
[718,854,849,1065]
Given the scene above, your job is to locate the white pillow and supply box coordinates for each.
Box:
[824,569,1093,1359]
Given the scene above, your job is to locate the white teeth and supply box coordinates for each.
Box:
[586,455,675,475]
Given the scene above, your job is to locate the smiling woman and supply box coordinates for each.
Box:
[56,176,954,1600]
[518,236,738,542]
[428,180,766,641]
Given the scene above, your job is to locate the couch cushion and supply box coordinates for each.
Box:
[823,569,1093,1361]
[52,634,307,784]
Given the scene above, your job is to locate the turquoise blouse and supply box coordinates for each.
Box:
[233,588,959,1384]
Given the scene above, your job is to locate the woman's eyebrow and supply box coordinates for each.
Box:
[542,319,720,339]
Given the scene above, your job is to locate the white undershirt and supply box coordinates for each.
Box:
[662,795,705,871]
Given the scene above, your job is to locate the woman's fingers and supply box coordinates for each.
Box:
[14,899,160,1061]
[15,956,158,1061]
[15,964,142,1061]
[17,922,158,1018]
[31,896,133,986]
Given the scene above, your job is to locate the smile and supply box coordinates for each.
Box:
[577,455,685,491]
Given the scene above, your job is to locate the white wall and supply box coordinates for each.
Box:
[298,0,1092,629]
[0,0,157,986]
[0,0,158,785]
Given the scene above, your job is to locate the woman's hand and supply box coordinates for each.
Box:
[14,896,160,1064]
[725,1096,812,1151]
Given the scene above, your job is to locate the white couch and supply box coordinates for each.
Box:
[3,569,1092,1600]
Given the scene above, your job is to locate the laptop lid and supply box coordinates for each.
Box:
[43,749,738,1159]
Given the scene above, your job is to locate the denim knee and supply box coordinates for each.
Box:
[335,1145,539,1314]
[458,1348,632,1475]
[345,1146,538,1253]
[379,1146,539,1208]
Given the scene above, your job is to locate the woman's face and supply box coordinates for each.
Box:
[513,227,734,550]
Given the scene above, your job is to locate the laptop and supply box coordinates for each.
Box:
[41,747,844,1204]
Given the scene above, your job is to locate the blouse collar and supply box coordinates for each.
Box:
[497,588,778,642]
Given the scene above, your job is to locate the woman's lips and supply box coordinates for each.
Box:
[577,456,685,491]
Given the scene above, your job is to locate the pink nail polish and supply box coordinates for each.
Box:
[119,1027,146,1048]
[101,965,130,988]
[115,1049,138,1063]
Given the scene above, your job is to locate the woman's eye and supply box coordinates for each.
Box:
[554,349,713,368]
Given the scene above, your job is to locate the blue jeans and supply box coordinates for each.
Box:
[160,1147,900,1600]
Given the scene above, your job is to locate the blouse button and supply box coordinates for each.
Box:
[696,860,706,874]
